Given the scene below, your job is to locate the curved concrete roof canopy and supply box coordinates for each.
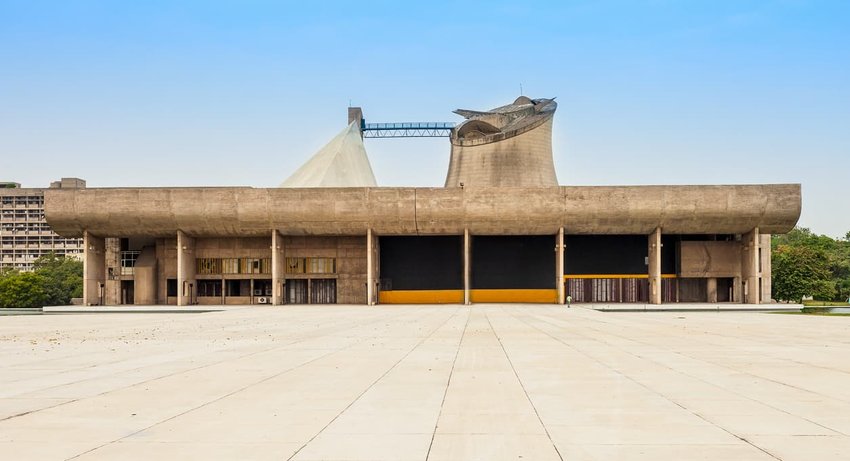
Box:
[44,184,802,238]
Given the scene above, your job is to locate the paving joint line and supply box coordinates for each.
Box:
[530,309,849,437]
[286,307,462,461]
[589,311,850,377]
[515,310,783,461]
[486,309,564,461]
[425,307,471,461]
[1,311,399,422]
[60,309,420,460]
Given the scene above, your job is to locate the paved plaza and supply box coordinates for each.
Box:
[1,306,848,460]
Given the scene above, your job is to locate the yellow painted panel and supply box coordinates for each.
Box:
[470,289,557,303]
[379,290,464,304]
[564,274,677,279]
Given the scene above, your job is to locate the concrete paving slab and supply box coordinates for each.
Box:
[582,302,802,311]
[0,305,848,460]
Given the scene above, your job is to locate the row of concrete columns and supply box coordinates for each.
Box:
[83,226,767,306]
[365,227,763,305]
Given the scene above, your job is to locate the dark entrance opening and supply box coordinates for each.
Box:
[121,280,134,305]
[717,277,733,302]
[471,235,555,303]
[378,236,463,303]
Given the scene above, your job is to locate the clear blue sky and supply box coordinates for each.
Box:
[1,1,848,237]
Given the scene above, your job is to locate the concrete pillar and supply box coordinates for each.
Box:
[733,276,742,303]
[760,234,772,303]
[464,228,471,305]
[648,227,662,305]
[271,230,284,305]
[556,227,564,304]
[177,230,196,306]
[707,278,718,303]
[742,228,759,304]
[83,230,105,306]
[374,233,381,304]
[366,228,374,305]
[104,238,121,305]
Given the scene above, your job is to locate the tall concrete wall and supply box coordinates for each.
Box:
[679,241,742,278]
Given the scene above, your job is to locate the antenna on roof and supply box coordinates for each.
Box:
[519,83,523,95]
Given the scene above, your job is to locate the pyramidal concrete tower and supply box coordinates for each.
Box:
[445,96,558,187]
[281,121,377,188]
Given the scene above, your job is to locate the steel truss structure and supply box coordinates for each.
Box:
[362,122,455,138]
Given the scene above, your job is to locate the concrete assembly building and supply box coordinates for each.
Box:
[43,96,801,307]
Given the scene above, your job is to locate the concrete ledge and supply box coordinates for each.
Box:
[42,303,805,313]
[41,305,251,313]
[578,303,803,312]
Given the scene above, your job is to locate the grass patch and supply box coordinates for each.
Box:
[802,300,850,307]
[774,307,850,316]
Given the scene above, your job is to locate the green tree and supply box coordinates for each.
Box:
[32,253,83,306]
[773,227,850,302]
[772,244,835,302]
[0,254,83,309]
[0,271,49,308]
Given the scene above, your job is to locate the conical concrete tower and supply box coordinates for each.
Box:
[281,121,377,188]
[445,96,558,187]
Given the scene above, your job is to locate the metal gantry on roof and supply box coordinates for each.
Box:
[362,122,455,138]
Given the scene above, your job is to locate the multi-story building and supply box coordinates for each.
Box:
[1,178,86,271]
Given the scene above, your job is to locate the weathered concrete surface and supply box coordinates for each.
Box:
[280,121,377,188]
[446,117,558,187]
[82,231,104,306]
[446,97,559,187]
[45,184,801,238]
[132,246,157,305]
[648,227,662,305]
[1,306,848,460]
[583,302,802,311]
[680,241,743,278]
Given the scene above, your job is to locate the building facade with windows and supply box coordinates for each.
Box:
[43,97,802,306]
[1,178,86,272]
